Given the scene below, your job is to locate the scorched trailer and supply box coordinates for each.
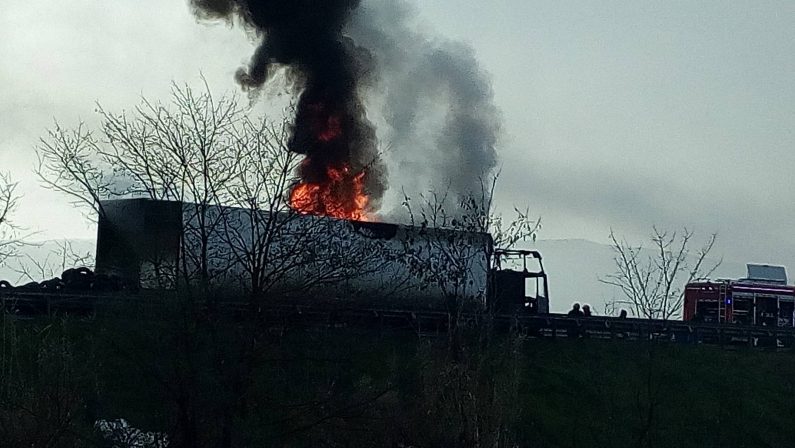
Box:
[93,199,549,313]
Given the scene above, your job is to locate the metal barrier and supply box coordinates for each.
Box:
[3,290,795,349]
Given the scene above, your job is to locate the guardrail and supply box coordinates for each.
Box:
[3,290,794,348]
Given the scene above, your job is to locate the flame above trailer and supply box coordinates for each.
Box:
[189,0,383,222]
[287,96,375,221]
[290,161,370,221]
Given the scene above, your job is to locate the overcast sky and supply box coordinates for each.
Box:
[1,1,794,273]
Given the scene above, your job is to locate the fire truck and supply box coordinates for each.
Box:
[684,264,795,326]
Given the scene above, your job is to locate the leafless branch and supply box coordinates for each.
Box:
[600,227,721,319]
[12,240,95,283]
[35,122,114,220]
[400,171,540,353]
[0,173,24,267]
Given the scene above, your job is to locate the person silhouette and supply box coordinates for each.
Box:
[567,303,584,317]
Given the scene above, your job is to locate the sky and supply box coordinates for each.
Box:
[1,0,794,275]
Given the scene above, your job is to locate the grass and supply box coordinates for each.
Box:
[3,309,795,447]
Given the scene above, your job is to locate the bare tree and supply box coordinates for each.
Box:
[13,240,94,284]
[35,80,253,290]
[600,227,721,320]
[400,174,540,357]
[98,81,245,290]
[37,79,391,301]
[35,123,113,220]
[218,109,313,298]
[401,174,540,307]
[0,173,22,269]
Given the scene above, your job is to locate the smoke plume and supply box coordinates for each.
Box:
[348,1,500,207]
[191,0,386,213]
[191,0,500,216]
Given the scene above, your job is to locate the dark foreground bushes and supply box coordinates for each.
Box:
[4,303,795,447]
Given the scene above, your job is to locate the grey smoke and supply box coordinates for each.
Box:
[347,0,500,208]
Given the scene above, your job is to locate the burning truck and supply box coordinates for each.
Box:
[83,1,525,312]
[87,0,543,312]
[94,198,548,314]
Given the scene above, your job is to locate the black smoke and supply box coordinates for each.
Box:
[191,0,501,215]
[191,0,385,210]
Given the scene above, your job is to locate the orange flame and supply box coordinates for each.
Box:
[289,107,373,221]
[290,163,370,221]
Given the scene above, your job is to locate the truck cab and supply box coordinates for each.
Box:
[490,249,549,314]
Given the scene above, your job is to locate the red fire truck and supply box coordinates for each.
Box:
[684,264,795,326]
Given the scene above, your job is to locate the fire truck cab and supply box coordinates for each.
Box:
[684,264,795,326]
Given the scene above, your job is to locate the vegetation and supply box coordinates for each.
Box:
[0,173,22,269]
[3,306,795,448]
[19,79,772,448]
[34,81,393,302]
[601,227,721,320]
[26,80,549,446]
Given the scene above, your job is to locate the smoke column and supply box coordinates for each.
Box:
[191,0,386,215]
[348,0,500,207]
[191,0,500,215]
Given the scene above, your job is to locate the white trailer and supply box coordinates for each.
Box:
[96,199,493,310]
